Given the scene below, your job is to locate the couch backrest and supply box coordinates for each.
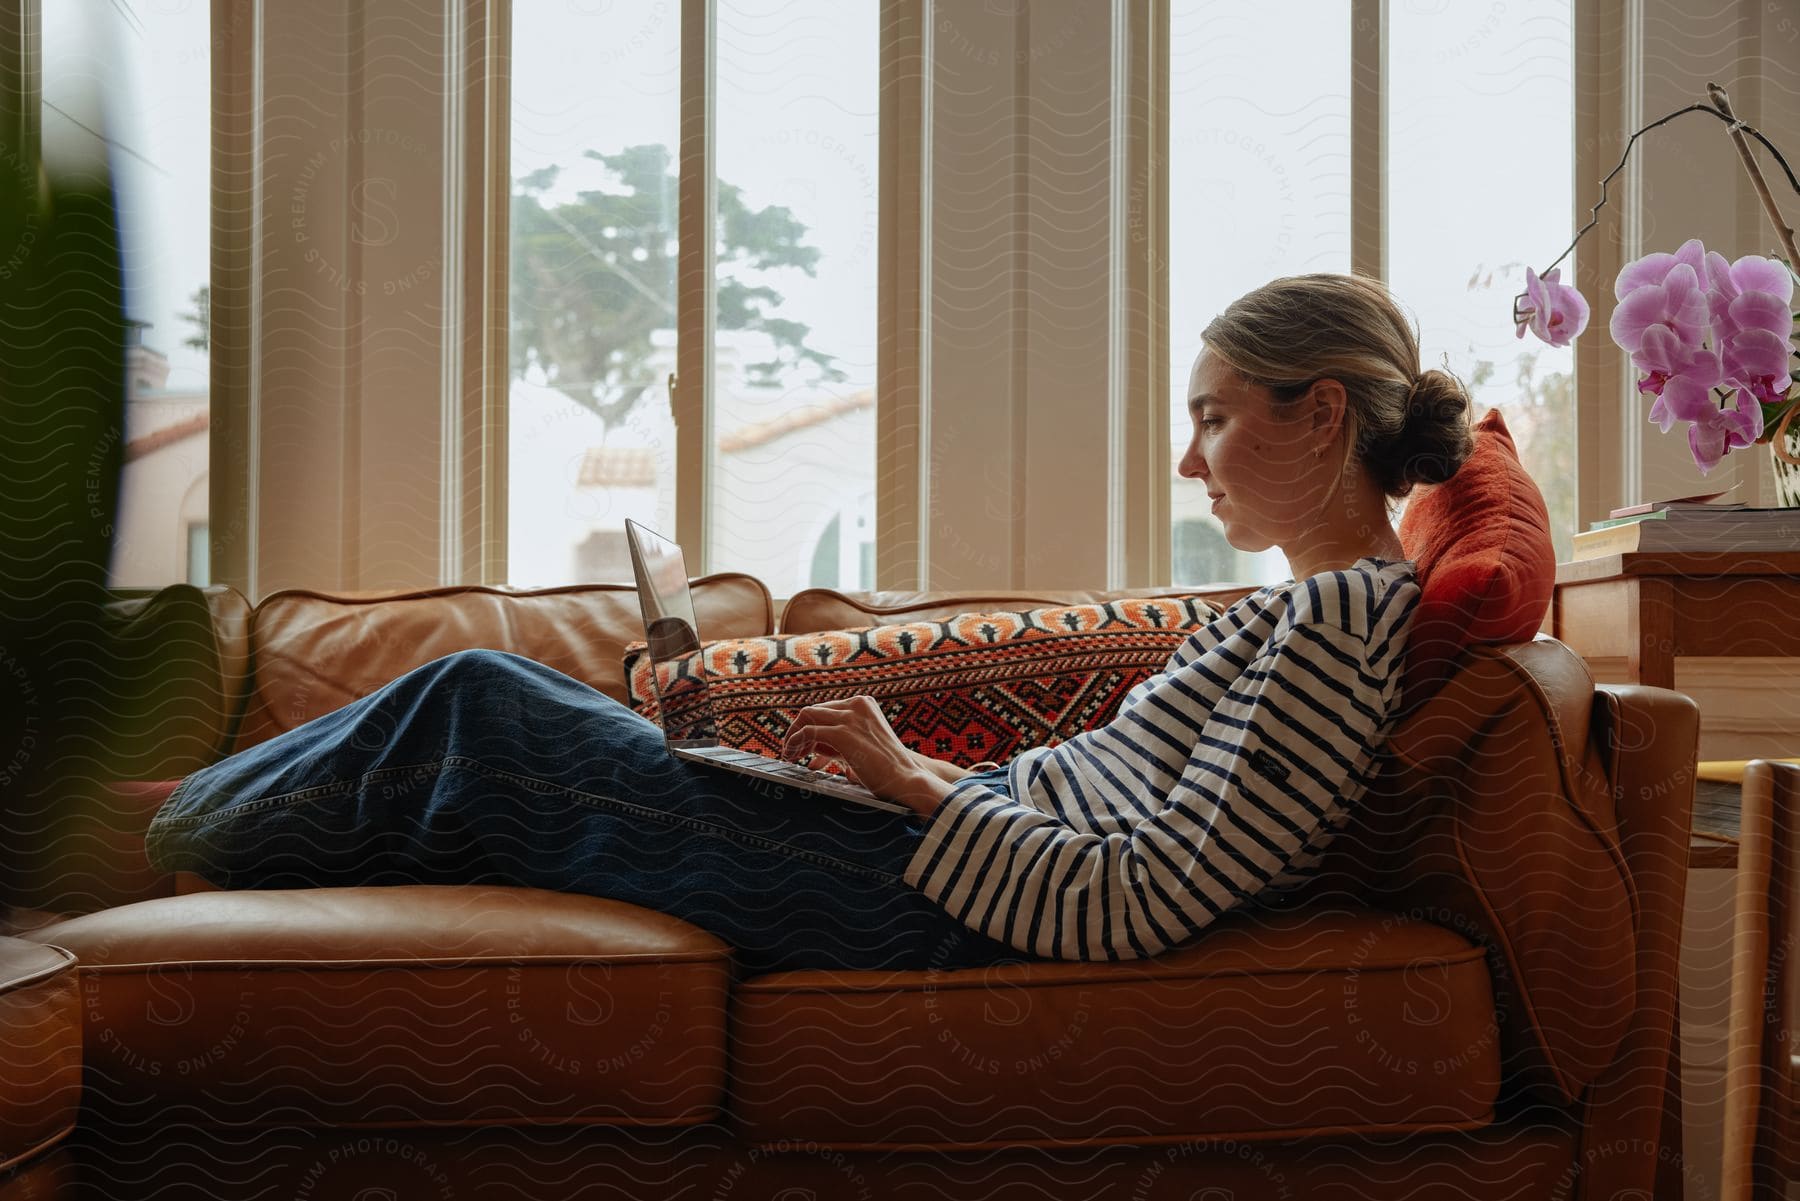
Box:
[231,575,774,753]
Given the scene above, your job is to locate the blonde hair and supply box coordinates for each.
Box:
[1200,273,1474,499]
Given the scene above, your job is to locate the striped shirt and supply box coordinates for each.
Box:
[903,556,1422,961]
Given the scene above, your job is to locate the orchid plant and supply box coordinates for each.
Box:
[1513,84,1800,477]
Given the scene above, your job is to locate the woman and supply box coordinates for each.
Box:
[145,273,1473,977]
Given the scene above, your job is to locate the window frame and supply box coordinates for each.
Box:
[1152,0,1626,586]
[187,0,1710,598]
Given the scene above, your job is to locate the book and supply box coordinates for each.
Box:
[1572,512,1800,559]
[1590,506,1789,530]
[1606,490,1743,518]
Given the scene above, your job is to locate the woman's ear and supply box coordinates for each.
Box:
[1306,378,1350,457]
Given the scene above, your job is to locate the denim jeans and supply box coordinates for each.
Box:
[145,648,1025,977]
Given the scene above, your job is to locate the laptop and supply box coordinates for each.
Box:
[624,519,908,814]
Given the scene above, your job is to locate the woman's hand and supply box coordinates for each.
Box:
[780,697,953,818]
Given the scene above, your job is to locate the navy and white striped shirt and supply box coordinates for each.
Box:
[903,556,1421,961]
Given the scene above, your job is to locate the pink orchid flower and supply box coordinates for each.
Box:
[1609,261,1711,354]
[1633,324,1721,426]
[1514,266,1590,347]
[1647,371,1717,438]
[1721,325,1794,409]
[1614,237,1709,299]
[1682,388,1764,475]
[1706,250,1796,344]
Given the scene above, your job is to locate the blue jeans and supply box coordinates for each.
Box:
[145,649,1025,977]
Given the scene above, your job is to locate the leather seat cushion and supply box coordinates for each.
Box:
[24,886,732,1129]
[730,904,1501,1147]
[0,938,80,1174]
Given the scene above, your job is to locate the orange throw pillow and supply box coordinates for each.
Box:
[1396,407,1555,708]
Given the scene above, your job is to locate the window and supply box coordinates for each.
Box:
[185,522,210,587]
[43,1,211,589]
[1387,0,1577,563]
[507,2,681,586]
[1168,2,1578,581]
[709,0,879,597]
[185,1,1610,597]
[506,0,877,596]
[807,490,875,590]
[1167,1,1352,586]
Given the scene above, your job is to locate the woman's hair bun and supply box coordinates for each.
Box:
[1377,368,1474,496]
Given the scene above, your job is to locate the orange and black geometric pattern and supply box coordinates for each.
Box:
[624,598,1224,769]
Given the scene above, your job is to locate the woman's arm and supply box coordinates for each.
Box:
[910,752,1000,786]
[904,615,1399,961]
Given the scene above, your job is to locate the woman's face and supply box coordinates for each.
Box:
[1179,348,1335,553]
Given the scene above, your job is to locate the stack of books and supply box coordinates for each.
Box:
[1572,492,1800,560]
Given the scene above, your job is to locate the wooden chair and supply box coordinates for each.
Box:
[1722,759,1800,1199]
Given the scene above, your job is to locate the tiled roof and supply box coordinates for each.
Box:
[718,388,873,452]
[575,446,658,488]
[124,412,209,462]
[578,388,874,487]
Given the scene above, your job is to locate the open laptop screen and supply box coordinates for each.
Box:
[624,519,720,745]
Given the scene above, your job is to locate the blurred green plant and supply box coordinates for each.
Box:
[0,130,128,912]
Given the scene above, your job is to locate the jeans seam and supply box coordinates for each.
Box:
[447,756,904,886]
[148,760,450,830]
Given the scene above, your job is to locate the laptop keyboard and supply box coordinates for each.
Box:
[687,745,847,785]
[676,743,910,814]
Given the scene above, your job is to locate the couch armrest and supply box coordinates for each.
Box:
[11,780,183,917]
[1575,683,1700,1201]
[0,937,80,1177]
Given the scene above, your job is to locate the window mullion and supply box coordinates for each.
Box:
[876,0,926,591]
[470,0,510,586]
[1350,0,1385,280]
[1112,0,1167,589]
[676,0,715,573]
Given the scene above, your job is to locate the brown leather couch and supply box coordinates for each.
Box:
[0,575,1700,1200]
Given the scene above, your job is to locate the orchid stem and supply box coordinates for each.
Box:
[1707,84,1800,270]
[1538,95,1800,280]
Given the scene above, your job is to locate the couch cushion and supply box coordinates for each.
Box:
[24,886,732,1129]
[1396,408,1555,710]
[234,574,773,751]
[0,938,80,1175]
[729,905,1499,1147]
[626,598,1223,769]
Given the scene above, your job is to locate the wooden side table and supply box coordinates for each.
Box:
[1554,550,1800,867]
[1553,551,1800,692]
[1554,553,1800,1201]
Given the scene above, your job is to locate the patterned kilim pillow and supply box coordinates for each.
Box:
[623,597,1224,769]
